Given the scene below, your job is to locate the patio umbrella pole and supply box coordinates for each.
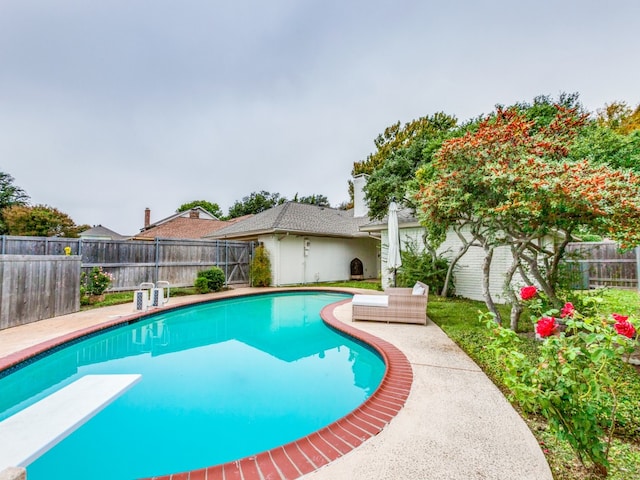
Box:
[387,199,402,289]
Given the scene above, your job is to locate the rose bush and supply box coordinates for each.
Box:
[614,316,637,338]
[612,313,628,323]
[81,267,114,296]
[484,292,639,476]
[520,285,538,300]
[560,302,575,318]
[535,316,557,338]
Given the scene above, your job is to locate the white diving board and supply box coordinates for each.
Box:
[0,374,141,470]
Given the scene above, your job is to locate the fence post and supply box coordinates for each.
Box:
[636,246,640,293]
[225,242,229,286]
[154,238,160,284]
[1,235,5,255]
[249,241,255,287]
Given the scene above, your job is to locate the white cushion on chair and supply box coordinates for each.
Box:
[352,294,389,307]
[412,283,425,296]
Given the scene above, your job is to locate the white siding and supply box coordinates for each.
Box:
[259,234,379,286]
[439,229,515,302]
[381,227,424,289]
[382,226,522,303]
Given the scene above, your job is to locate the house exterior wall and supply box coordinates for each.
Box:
[438,228,517,303]
[259,234,379,286]
[382,226,522,303]
[381,227,424,290]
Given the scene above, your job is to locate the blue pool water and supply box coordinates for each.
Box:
[0,292,385,480]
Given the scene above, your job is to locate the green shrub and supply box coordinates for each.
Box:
[395,240,450,294]
[80,266,114,296]
[484,294,639,475]
[195,267,225,293]
[194,276,211,294]
[250,244,271,287]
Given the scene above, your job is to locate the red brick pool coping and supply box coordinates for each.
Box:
[0,292,413,480]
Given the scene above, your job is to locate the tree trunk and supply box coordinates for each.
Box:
[521,251,563,309]
[482,244,501,324]
[505,242,528,330]
[441,240,472,297]
[509,302,523,331]
[549,234,572,290]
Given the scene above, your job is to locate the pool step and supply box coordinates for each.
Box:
[0,374,141,470]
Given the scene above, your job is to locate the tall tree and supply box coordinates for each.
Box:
[293,193,330,207]
[3,204,88,237]
[227,191,286,218]
[569,100,640,174]
[0,171,30,234]
[570,123,640,173]
[507,92,586,129]
[596,101,640,134]
[177,200,224,219]
[352,112,459,219]
[414,106,640,327]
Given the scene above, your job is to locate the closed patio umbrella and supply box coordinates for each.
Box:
[387,200,402,287]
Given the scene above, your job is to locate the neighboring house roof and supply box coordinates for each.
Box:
[79,225,129,240]
[131,207,248,240]
[144,207,218,230]
[206,202,372,240]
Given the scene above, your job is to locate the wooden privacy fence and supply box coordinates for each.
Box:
[0,236,254,291]
[0,255,81,329]
[564,242,639,290]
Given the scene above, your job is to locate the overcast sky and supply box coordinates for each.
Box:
[1,1,638,235]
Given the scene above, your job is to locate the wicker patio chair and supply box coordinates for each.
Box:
[352,281,428,325]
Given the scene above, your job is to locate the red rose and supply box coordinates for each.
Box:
[520,286,538,301]
[536,317,557,338]
[560,302,575,318]
[614,321,636,339]
[612,313,629,323]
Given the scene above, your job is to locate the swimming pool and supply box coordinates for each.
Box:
[0,292,387,479]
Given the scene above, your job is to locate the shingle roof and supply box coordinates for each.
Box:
[144,207,218,230]
[79,225,128,240]
[206,202,371,240]
[134,218,238,240]
[359,207,420,232]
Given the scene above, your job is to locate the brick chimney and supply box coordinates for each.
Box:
[144,208,151,228]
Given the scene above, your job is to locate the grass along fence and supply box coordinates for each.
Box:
[0,236,254,291]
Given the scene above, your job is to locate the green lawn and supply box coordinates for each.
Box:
[80,286,200,309]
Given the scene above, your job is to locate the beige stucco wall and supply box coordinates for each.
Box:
[259,234,379,286]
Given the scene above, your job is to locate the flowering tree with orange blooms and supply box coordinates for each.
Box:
[414,106,640,327]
